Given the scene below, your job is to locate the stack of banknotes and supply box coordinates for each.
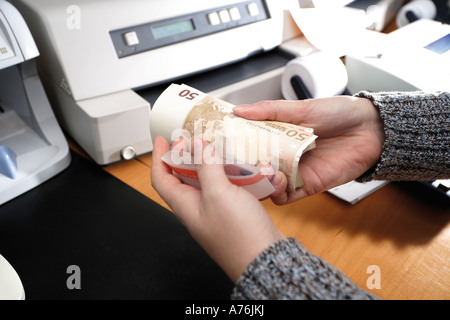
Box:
[150,83,317,197]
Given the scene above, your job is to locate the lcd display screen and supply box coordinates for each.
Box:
[152,20,195,40]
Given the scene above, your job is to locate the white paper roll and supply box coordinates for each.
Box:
[281,52,348,101]
[396,0,436,28]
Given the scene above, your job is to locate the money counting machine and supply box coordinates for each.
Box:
[0,0,70,205]
[10,0,307,165]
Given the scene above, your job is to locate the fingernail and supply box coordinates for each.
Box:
[258,162,275,177]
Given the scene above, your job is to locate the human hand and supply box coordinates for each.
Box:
[233,96,385,205]
[151,136,284,283]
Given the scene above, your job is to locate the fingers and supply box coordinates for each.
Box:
[194,140,232,196]
[258,161,275,180]
[233,100,313,124]
[267,171,313,205]
[268,171,289,205]
[171,136,188,152]
[151,136,193,208]
[151,136,171,177]
[152,136,295,206]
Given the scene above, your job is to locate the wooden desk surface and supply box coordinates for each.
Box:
[102,153,450,300]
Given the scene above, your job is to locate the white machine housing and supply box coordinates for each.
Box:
[346,19,450,93]
[0,0,70,205]
[11,0,293,164]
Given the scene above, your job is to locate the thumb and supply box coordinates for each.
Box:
[268,171,289,205]
[194,140,230,193]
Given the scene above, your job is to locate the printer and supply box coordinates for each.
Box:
[10,0,305,165]
[346,18,450,93]
[0,0,70,205]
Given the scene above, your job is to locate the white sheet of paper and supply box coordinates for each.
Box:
[289,6,389,57]
[328,180,389,204]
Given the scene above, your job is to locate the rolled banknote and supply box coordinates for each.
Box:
[150,83,317,191]
[160,151,276,199]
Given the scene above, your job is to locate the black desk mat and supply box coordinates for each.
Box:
[0,151,233,299]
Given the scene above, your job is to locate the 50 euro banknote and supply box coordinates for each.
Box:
[150,83,317,192]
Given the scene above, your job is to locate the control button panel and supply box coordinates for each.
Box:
[218,9,231,23]
[247,3,260,16]
[123,31,139,46]
[207,7,244,26]
[207,12,220,26]
[229,7,241,21]
[110,0,270,58]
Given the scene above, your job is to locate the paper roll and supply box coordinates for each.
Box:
[396,0,436,28]
[281,52,348,101]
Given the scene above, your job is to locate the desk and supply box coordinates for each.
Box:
[101,149,450,300]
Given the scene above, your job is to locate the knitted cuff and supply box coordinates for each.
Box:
[355,91,450,182]
[231,237,377,300]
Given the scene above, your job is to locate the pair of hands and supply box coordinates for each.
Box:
[151,96,384,283]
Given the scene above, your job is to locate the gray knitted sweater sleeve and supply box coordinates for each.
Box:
[355,91,449,182]
[231,91,449,300]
